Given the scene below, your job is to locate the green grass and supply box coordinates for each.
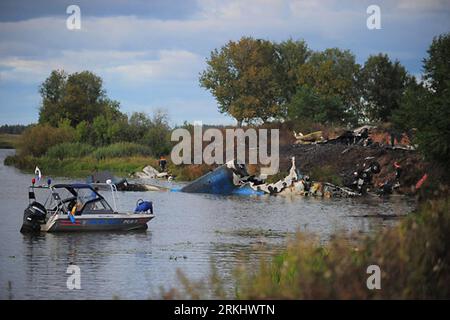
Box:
[92,142,153,160]
[0,134,20,149]
[4,155,156,178]
[310,165,343,185]
[5,151,210,181]
[45,142,95,160]
[5,140,161,178]
[163,196,450,299]
[265,170,289,184]
[167,162,213,181]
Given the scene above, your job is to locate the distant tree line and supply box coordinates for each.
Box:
[0,124,30,134]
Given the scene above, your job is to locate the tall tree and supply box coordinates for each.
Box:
[393,33,450,172]
[39,70,122,127]
[297,48,361,125]
[287,86,347,125]
[38,70,68,126]
[200,37,282,125]
[275,39,310,106]
[423,33,450,95]
[359,53,409,122]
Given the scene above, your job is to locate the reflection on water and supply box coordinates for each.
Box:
[0,149,415,299]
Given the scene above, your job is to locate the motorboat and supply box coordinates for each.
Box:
[20,181,154,233]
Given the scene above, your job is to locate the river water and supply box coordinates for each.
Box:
[0,149,415,299]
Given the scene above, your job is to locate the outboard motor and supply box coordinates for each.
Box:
[134,199,153,214]
[20,202,47,233]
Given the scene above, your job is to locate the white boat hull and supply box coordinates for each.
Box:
[42,213,154,232]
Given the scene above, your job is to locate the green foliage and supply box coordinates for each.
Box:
[38,70,122,127]
[423,33,450,95]
[200,37,284,124]
[0,134,21,149]
[309,165,343,185]
[265,170,289,184]
[287,86,348,125]
[45,142,94,160]
[392,33,450,172]
[4,154,154,178]
[165,197,450,299]
[413,90,450,169]
[391,81,429,132]
[75,121,90,142]
[92,142,153,160]
[18,124,75,157]
[274,39,311,105]
[141,110,172,157]
[167,163,212,181]
[359,53,409,122]
[0,124,30,135]
[200,39,364,125]
[297,48,361,125]
[128,112,153,141]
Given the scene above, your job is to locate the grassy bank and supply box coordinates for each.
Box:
[4,154,157,178]
[0,134,20,149]
[164,196,450,299]
[5,151,212,181]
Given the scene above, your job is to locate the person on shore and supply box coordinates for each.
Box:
[393,161,402,189]
[394,161,402,181]
[159,156,167,172]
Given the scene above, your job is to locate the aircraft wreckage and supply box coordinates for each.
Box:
[179,157,364,197]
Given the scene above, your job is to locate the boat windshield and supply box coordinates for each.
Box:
[50,185,114,214]
[73,188,99,205]
[71,187,113,214]
[28,184,115,214]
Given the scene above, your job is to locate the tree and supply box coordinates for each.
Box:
[38,70,67,126]
[275,39,311,106]
[19,124,75,157]
[39,70,123,127]
[391,81,429,132]
[423,33,450,95]
[200,37,283,125]
[359,54,409,122]
[90,113,128,146]
[287,86,347,125]
[392,33,450,172]
[142,110,172,157]
[297,48,361,125]
[414,89,450,168]
[128,112,153,142]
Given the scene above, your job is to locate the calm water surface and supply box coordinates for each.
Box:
[0,149,415,299]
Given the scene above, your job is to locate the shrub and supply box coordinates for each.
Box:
[18,124,75,157]
[92,142,152,159]
[163,197,450,299]
[46,142,95,160]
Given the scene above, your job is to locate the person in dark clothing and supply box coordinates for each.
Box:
[394,161,402,181]
[159,156,167,172]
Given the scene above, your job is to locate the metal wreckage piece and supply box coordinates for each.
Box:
[180,157,361,197]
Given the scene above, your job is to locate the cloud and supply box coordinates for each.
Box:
[104,50,203,83]
[0,0,449,124]
[396,0,450,11]
[0,49,203,85]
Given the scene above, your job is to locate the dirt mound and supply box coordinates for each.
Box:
[279,143,426,194]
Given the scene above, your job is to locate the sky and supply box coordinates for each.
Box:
[0,0,449,126]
